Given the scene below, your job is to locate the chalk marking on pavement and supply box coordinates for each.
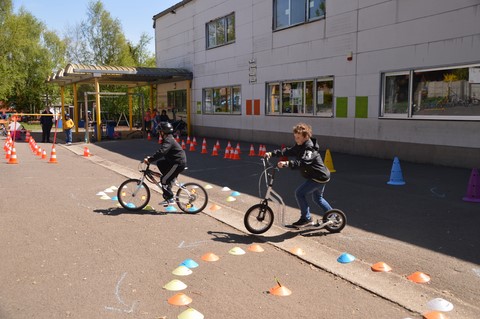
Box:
[178,240,210,248]
[104,272,137,313]
[430,187,446,198]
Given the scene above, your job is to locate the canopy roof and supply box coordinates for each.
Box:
[46,64,192,87]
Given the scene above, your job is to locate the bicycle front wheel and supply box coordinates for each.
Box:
[117,179,150,211]
[176,183,208,214]
[244,204,274,234]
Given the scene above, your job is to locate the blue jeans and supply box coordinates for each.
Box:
[295,179,332,220]
[65,129,72,143]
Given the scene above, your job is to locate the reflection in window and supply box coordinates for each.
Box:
[167,90,187,116]
[267,77,334,116]
[316,78,333,116]
[274,0,326,30]
[207,13,235,49]
[383,73,409,116]
[381,65,480,118]
[203,86,242,114]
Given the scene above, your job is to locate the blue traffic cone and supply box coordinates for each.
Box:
[387,157,406,185]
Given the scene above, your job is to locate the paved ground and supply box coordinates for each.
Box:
[1,132,479,318]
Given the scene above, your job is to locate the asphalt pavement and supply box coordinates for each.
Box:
[1,132,479,319]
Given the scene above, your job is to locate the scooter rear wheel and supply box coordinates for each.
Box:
[323,209,347,233]
[244,204,274,234]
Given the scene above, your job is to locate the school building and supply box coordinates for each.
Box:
[153,0,480,168]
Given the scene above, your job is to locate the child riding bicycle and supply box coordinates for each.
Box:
[264,122,332,228]
[144,122,187,206]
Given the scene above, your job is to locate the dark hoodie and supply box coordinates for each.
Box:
[149,134,187,166]
[271,137,330,183]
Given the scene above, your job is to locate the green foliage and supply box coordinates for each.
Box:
[1,0,155,116]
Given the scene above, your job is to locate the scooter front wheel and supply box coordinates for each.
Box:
[323,209,347,233]
[244,204,274,234]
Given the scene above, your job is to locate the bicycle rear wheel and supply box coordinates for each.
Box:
[117,179,150,211]
[244,204,274,234]
[176,183,208,214]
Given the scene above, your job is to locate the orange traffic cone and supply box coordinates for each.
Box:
[223,147,230,159]
[7,147,18,164]
[147,132,151,141]
[181,140,186,150]
[258,144,265,157]
[36,146,42,157]
[41,149,47,159]
[48,147,58,164]
[158,134,163,144]
[5,147,11,160]
[189,141,195,152]
[249,144,256,156]
[232,147,240,160]
[186,136,191,144]
[201,138,208,154]
[192,137,197,145]
[83,147,91,157]
[215,140,220,150]
[211,145,219,156]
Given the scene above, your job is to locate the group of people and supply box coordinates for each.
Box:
[39,107,74,144]
[146,121,332,227]
[144,109,170,135]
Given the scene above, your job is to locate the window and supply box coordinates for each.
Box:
[382,72,410,117]
[167,90,187,115]
[203,86,242,114]
[266,77,334,116]
[381,64,480,119]
[207,13,235,49]
[274,0,326,30]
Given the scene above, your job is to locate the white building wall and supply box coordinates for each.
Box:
[154,0,480,167]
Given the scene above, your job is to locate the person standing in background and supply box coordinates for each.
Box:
[40,107,53,143]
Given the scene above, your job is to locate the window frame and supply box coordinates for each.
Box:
[266,76,334,117]
[206,13,235,49]
[202,85,242,115]
[380,64,480,121]
[273,0,326,31]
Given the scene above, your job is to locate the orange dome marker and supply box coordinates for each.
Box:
[269,277,292,296]
[248,244,264,252]
[423,311,448,319]
[201,252,220,262]
[290,247,305,256]
[167,292,192,306]
[371,262,392,272]
[407,271,431,283]
[209,204,221,211]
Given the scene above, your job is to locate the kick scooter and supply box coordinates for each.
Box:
[244,158,346,234]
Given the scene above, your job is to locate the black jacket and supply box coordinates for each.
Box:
[271,138,330,183]
[149,134,187,166]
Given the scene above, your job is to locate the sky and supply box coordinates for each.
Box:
[13,0,181,53]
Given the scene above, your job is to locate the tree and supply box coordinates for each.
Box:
[0,0,66,112]
[65,0,156,119]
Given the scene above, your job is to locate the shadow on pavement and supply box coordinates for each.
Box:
[89,138,480,265]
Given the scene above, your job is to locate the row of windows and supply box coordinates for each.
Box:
[206,0,326,49]
[188,64,480,119]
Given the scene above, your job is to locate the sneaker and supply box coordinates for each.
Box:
[291,217,314,228]
[160,198,175,207]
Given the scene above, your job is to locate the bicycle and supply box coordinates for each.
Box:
[117,162,208,213]
[244,157,347,234]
